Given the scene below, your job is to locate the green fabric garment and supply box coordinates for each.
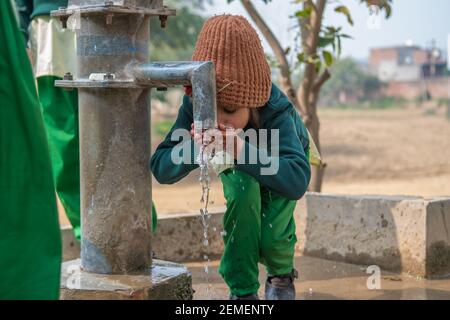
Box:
[36,76,81,239]
[218,169,297,296]
[152,202,157,233]
[150,83,311,200]
[14,0,67,41]
[0,0,61,300]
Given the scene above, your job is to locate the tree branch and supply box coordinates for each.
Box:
[313,68,331,93]
[298,0,327,114]
[239,0,301,111]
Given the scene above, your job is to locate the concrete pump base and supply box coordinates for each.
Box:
[60,259,193,300]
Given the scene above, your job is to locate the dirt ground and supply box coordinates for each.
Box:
[59,106,450,223]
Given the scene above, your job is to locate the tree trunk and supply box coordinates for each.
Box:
[307,86,325,192]
[298,0,328,192]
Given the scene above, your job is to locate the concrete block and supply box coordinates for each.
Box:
[61,194,450,278]
[425,199,450,278]
[60,259,193,300]
[295,193,450,278]
[60,208,227,263]
[152,208,226,262]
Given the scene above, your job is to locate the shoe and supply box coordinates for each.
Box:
[229,293,259,300]
[265,269,298,300]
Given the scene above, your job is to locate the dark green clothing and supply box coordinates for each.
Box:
[15,0,67,41]
[36,76,81,239]
[150,83,311,200]
[0,0,61,299]
[219,169,298,296]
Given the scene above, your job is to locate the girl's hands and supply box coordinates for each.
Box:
[191,123,244,160]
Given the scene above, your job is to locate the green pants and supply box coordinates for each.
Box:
[218,169,297,296]
[0,0,61,299]
[37,76,81,238]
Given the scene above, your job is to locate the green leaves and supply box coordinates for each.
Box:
[322,50,333,67]
[296,6,313,18]
[334,5,354,26]
[360,0,393,18]
[319,26,352,57]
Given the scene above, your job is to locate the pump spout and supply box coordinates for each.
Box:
[133,61,217,131]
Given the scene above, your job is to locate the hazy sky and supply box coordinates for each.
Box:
[203,0,450,61]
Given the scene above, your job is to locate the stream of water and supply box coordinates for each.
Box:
[197,143,214,298]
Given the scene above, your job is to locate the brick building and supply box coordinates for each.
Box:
[369,45,449,100]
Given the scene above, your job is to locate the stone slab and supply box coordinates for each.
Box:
[295,193,450,278]
[60,259,193,300]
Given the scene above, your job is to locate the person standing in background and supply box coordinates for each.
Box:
[14,1,159,237]
[14,0,81,239]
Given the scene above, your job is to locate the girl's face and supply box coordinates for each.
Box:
[217,104,250,130]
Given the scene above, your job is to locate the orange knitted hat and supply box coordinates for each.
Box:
[192,15,272,109]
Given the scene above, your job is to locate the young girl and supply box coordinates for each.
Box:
[151,15,311,300]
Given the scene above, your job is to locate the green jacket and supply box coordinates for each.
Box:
[14,0,67,41]
[150,83,311,200]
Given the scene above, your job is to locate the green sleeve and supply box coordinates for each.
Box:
[235,107,311,200]
[14,0,33,43]
[150,95,199,184]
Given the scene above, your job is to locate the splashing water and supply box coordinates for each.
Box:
[197,143,214,298]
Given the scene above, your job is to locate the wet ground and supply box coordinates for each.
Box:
[186,255,450,300]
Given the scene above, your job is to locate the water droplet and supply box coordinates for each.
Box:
[309,288,313,295]
[204,265,209,273]
[203,239,209,246]
[242,186,245,190]
[231,236,234,243]
[220,230,227,237]
[269,223,273,228]
[212,227,217,232]
[203,255,208,260]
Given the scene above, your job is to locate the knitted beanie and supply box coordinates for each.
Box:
[192,15,272,109]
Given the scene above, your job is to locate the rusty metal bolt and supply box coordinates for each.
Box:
[63,72,73,81]
[58,7,68,29]
[159,15,167,28]
[63,72,73,91]
[60,16,68,29]
[104,73,115,81]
